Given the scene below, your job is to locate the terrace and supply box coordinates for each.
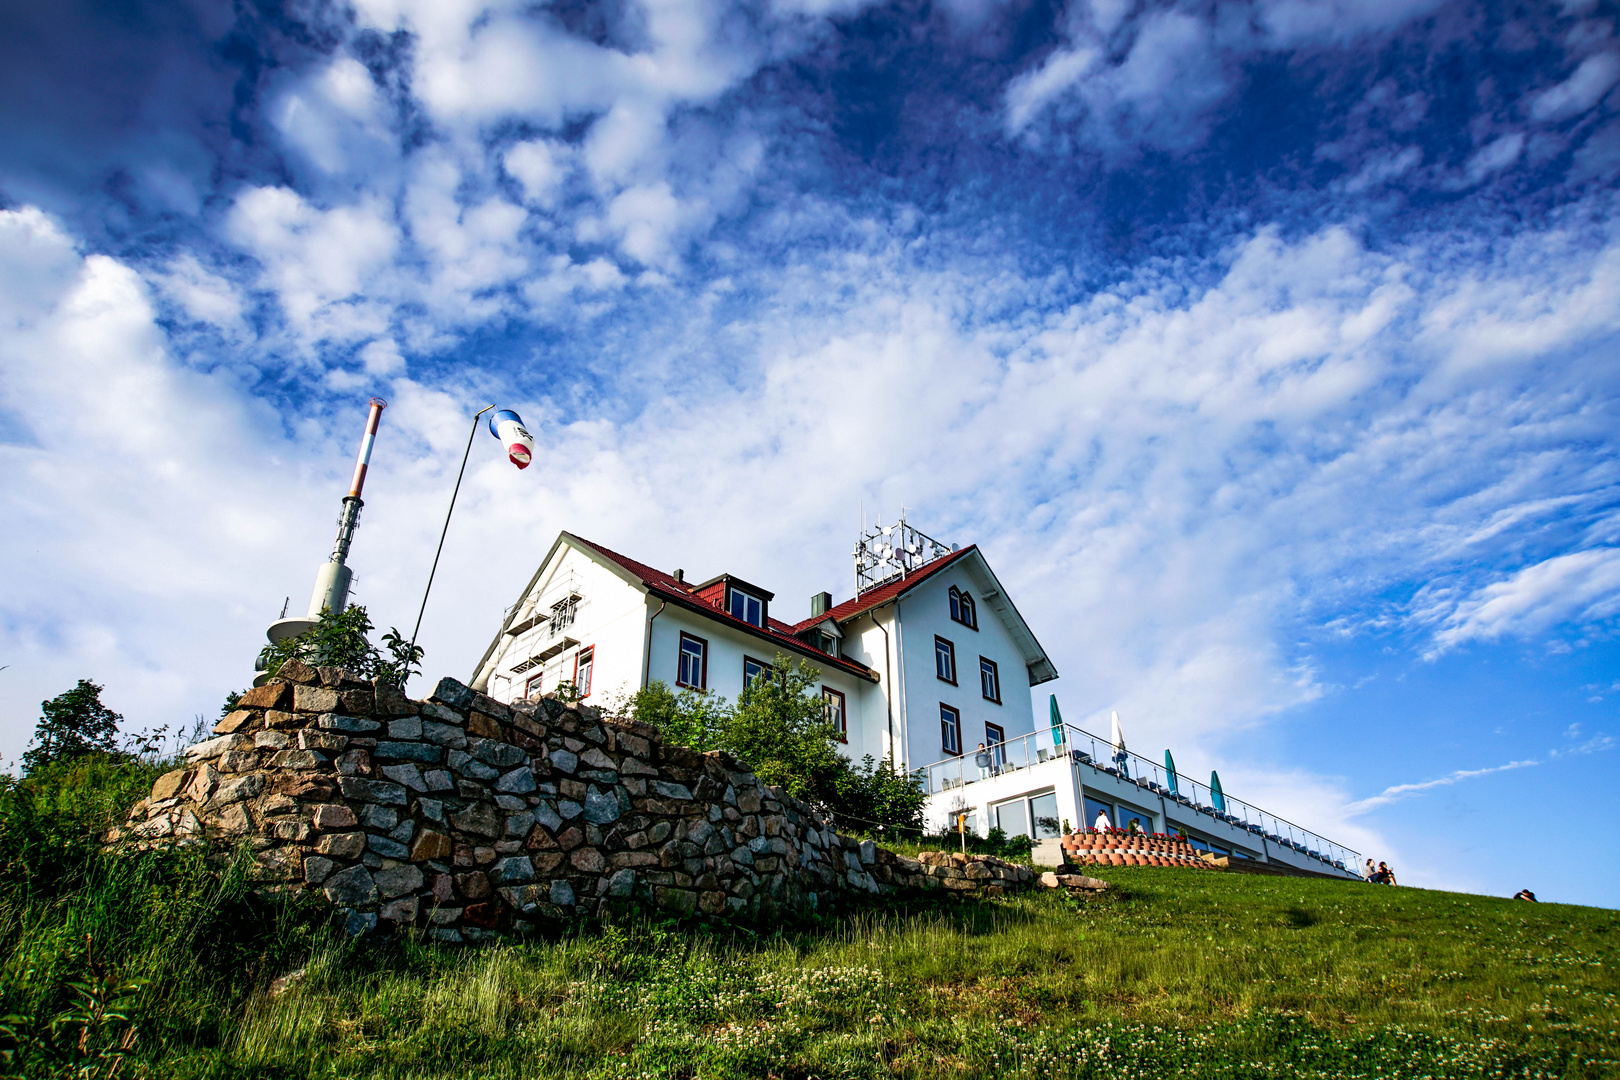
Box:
[922,723,1362,875]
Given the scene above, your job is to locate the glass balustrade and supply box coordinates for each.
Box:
[921,723,1359,872]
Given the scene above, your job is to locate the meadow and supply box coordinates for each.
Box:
[1,759,1615,1079]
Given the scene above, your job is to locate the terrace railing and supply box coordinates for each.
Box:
[924,723,1361,874]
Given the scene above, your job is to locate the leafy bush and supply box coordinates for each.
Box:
[255,605,423,685]
[615,656,926,833]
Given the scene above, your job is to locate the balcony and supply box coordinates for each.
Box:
[920,723,1361,874]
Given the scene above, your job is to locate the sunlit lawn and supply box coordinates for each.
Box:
[157,868,1617,1079]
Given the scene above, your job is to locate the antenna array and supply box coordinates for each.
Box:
[852,511,954,594]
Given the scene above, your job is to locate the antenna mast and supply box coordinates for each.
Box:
[264,397,387,650]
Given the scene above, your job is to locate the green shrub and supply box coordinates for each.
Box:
[255,604,423,685]
[615,658,926,833]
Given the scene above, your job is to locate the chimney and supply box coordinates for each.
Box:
[810,591,833,618]
[673,569,685,584]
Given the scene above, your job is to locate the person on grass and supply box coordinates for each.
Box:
[1363,858,1377,882]
[1513,889,1538,902]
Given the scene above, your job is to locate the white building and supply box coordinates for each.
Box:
[471,522,1360,879]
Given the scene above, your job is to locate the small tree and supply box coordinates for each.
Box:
[255,605,423,685]
[719,655,847,803]
[617,657,926,832]
[22,680,122,775]
[613,682,730,752]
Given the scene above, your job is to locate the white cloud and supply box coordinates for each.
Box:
[147,254,249,338]
[1529,51,1620,122]
[271,56,395,177]
[225,186,399,344]
[1344,759,1539,814]
[1428,548,1620,654]
[1003,0,1443,147]
[1444,132,1525,189]
[504,139,574,208]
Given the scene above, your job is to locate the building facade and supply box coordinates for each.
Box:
[469,528,1056,778]
[470,526,1360,879]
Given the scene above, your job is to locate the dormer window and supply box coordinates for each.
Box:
[728,586,764,627]
[949,586,978,630]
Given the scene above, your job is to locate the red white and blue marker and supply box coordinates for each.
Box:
[487,409,535,469]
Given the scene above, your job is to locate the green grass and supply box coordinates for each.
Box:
[2,763,1615,1078]
[175,871,1620,1078]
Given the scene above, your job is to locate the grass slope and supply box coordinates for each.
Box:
[188,868,1615,1078]
[2,761,1614,1078]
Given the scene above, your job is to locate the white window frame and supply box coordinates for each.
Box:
[677,632,707,689]
[729,587,764,627]
[822,686,847,741]
[940,703,961,756]
[935,636,957,684]
[979,656,1000,703]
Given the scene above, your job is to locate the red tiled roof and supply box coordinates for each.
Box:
[789,545,978,633]
[563,533,880,682]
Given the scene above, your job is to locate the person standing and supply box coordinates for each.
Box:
[1094,809,1112,831]
[974,742,992,780]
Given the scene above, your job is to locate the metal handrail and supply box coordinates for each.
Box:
[923,723,1361,872]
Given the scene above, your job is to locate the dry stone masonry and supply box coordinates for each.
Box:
[117,663,1035,940]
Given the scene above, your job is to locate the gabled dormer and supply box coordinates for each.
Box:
[693,574,774,628]
[796,591,842,656]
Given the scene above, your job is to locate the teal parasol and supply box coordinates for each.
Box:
[1210,770,1226,814]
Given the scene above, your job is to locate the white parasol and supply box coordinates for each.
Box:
[1110,710,1130,778]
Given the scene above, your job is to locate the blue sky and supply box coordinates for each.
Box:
[1,0,1617,907]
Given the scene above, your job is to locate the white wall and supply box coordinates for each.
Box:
[896,568,1037,772]
[922,756,1083,837]
[482,545,649,708]
[645,607,876,757]
[841,608,897,767]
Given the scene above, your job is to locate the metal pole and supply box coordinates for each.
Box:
[407,405,496,682]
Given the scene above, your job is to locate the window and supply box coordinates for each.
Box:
[549,594,580,635]
[1030,791,1061,839]
[742,655,773,692]
[992,798,1028,838]
[677,633,707,689]
[940,703,961,755]
[985,722,1005,767]
[979,656,1000,703]
[949,586,977,630]
[1084,796,1115,830]
[728,587,764,627]
[822,687,846,740]
[934,636,957,684]
[1117,802,1154,834]
[524,672,545,699]
[572,646,595,698]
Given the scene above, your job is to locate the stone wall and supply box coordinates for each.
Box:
[118,663,1031,940]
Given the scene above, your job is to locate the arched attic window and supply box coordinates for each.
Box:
[949,586,977,630]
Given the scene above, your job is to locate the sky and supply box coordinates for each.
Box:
[1,0,1617,908]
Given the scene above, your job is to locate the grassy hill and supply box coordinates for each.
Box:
[1,761,1615,1078]
[201,867,1616,1079]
